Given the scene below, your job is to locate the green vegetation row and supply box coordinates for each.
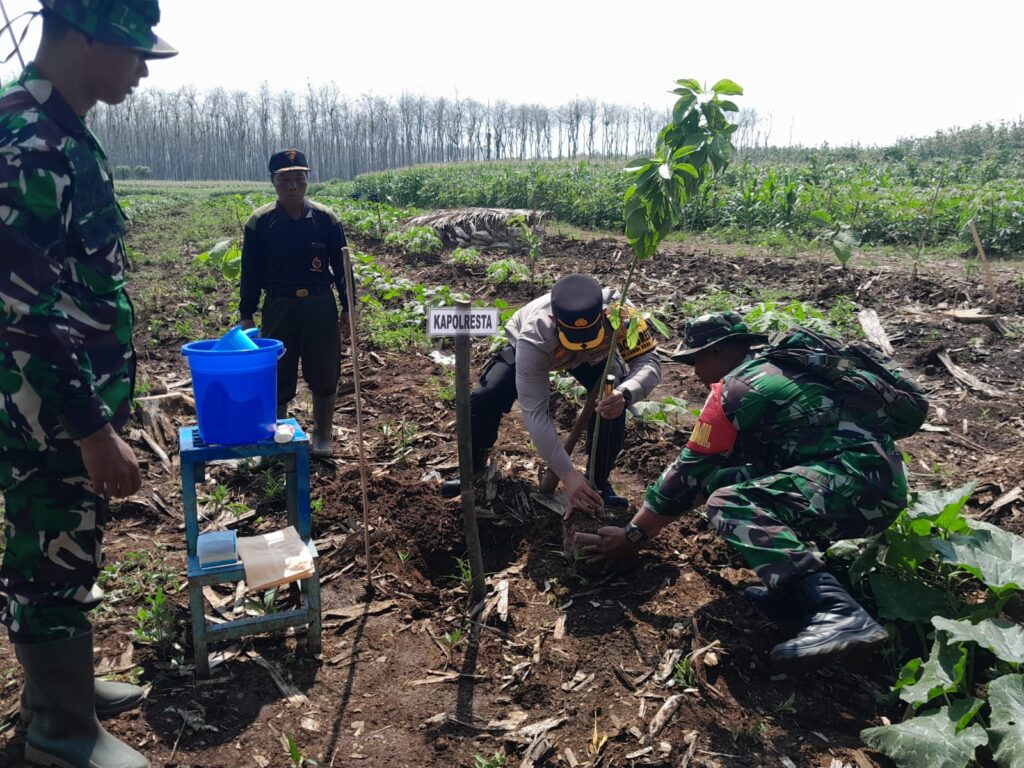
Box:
[338,157,1024,255]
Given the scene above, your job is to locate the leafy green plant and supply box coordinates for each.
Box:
[194,237,242,281]
[473,753,507,768]
[673,657,696,687]
[743,300,838,336]
[811,208,860,269]
[833,482,1024,768]
[132,586,178,653]
[285,732,319,767]
[449,246,482,267]
[629,396,692,429]
[485,257,529,285]
[508,214,543,288]
[383,225,442,255]
[442,628,463,648]
[451,556,474,591]
[397,550,411,564]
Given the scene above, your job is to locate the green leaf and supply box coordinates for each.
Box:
[848,538,882,586]
[832,239,853,265]
[624,159,654,173]
[811,209,833,226]
[988,674,1024,768]
[932,526,1024,596]
[286,733,302,763]
[861,702,988,768]
[673,162,699,178]
[625,208,648,241]
[907,483,976,533]
[626,315,640,349]
[931,617,1024,664]
[869,573,948,623]
[716,99,740,112]
[646,313,670,339]
[675,78,702,92]
[894,633,967,707]
[711,78,743,95]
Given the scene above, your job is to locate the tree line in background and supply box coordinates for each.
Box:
[87,83,771,181]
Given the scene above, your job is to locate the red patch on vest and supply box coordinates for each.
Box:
[686,383,737,455]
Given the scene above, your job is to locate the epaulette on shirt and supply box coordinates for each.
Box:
[613,304,657,361]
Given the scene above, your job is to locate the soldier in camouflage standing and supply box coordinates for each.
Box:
[0,2,175,766]
[577,312,914,670]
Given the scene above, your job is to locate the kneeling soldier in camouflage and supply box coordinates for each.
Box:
[578,312,923,669]
[0,2,176,766]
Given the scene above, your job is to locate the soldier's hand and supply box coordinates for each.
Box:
[574,526,638,563]
[564,469,604,518]
[80,424,142,499]
[596,389,626,419]
[239,317,256,331]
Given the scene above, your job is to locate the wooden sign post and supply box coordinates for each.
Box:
[427,301,499,604]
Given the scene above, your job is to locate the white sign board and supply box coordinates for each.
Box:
[427,307,500,337]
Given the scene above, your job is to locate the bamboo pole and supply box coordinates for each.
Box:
[968,220,998,305]
[585,256,640,488]
[340,247,374,591]
[454,298,487,604]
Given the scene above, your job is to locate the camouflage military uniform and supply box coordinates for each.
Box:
[646,313,909,589]
[0,64,133,643]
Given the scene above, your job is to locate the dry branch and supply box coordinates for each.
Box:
[933,347,1007,398]
[857,309,894,356]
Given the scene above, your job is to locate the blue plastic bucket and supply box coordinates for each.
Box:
[181,337,284,445]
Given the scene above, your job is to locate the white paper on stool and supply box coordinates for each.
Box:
[236,526,315,591]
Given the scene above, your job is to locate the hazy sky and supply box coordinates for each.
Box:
[1,0,1020,147]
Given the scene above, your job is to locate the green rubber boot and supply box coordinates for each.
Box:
[16,631,149,768]
[20,677,144,723]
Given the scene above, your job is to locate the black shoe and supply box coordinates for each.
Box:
[769,571,888,671]
[601,484,629,510]
[742,585,804,623]
[440,478,462,499]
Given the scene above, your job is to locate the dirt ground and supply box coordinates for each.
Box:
[2,222,1023,768]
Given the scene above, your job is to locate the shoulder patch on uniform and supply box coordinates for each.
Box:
[686,383,738,455]
[307,199,340,224]
[246,201,277,229]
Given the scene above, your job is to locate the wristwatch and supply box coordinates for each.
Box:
[623,521,647,544]
[617,387,633,406]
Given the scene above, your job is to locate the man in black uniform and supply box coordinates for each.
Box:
[239,149,349,456]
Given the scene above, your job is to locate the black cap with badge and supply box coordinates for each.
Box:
[268,148,310,176]
[551,274,606,351]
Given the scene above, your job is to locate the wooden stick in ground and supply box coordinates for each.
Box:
[454,298,487,604]
[968,219,998,305]
[538,379,603,495]
[341,247,373,590]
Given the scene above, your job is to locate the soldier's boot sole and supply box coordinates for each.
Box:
[20,679,144,723]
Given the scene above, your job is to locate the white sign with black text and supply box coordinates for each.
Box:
[427,307,500,337]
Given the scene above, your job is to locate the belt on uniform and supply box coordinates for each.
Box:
[266,285,332,299]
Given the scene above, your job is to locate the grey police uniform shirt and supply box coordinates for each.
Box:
[504,288,661,479]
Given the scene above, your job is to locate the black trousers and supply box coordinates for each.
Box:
[261,290,340,404]
[470,345,625,490]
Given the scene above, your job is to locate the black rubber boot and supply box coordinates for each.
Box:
[311,393,336,457]
[16,631,149,768]
[601,483,629,510]
[20,677,143,723]
[769,571,887,671]
[742,585,804,623]
[440,457,487,498]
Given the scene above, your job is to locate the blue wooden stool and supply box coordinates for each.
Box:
[179,419,321,678]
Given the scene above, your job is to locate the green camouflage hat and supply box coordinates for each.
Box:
[39,0,177,58]
[671,311,767,363]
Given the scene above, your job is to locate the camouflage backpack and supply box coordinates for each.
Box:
[761,326,929,439]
